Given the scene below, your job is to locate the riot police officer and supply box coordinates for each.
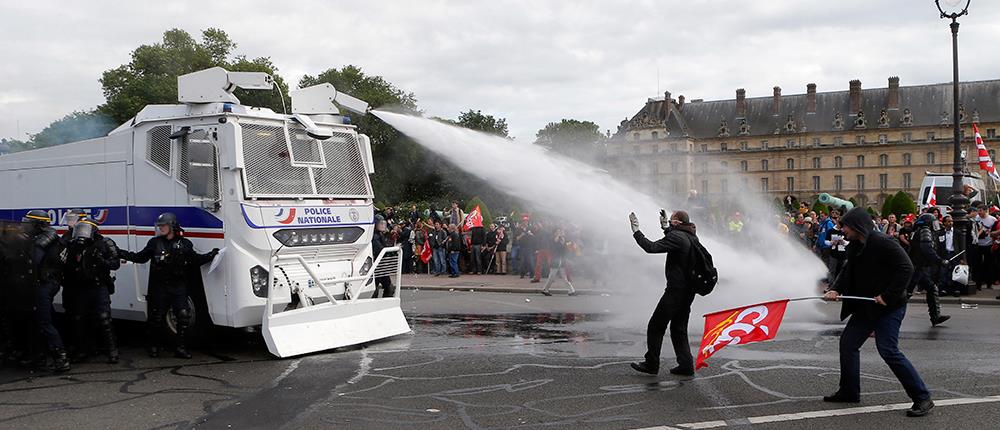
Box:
[371,214,395,298]
[23,210,70,372]
[908,213,951,327]
[119,213,217,358]
[64,219,121,363]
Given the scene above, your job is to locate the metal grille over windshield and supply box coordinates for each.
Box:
[240,122,373,198]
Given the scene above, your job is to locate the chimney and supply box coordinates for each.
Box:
[662,91,671,112]
[888,76,900,109]
[849,79,862,115]
[678,95,685,110]
[772,86,782,115]
[806,83,817,113]
[736,88,747,117]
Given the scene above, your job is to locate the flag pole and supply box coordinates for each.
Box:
[787,295,877,302]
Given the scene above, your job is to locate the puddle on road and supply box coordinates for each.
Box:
[407,313,608,341]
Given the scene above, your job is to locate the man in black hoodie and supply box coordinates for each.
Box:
[628,209,697,376]
[822,208,934,417]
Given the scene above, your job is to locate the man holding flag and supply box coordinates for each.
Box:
[822,207,934,417]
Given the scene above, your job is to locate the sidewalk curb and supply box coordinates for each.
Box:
[936,297,1000,307]
[401,285,610,296]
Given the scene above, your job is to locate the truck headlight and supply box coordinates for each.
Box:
[359,256,373,275]
[250,265,269,298]
[272,227,364,247]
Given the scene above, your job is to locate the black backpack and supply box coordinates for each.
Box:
[685,234,718,296]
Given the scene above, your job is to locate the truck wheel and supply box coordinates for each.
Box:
[165,291,212,345]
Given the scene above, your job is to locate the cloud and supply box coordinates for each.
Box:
[2,0,1000,143]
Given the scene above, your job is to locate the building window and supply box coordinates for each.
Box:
[902,132,912,143]
[651,131,658,140]
[879,134,888,144]
[761,159,769,171]
[700,144,708,152]
[701,179,709,193]
[879,174,888,190]
[991,150,997,160]
[857,155,865,167]
[812,137,821,146]
[701,161,708,173]
[812,157,821,169]
[927,152,936,164]
[835,175,843,191]
[903,153,912,166]
[740,160,748,171]
[761,177,769,192]
[721,178,729,193]
[812,176,821,191]
[857,174,865,191]
[721,142,728,151]
[672,179,680,194]
[879,154,888,167]
[741,177,749,189]
[671,161,679,172]
[761,140,769,150]
[721,161,729,169]
[671,143,678,152]
[633,132,640,141]
[740,141,748,150]
[856,135,865,145]
[834,137,844,146]
[988,129,997,139]
[786,158,794,170]
[786,139,795,148]
[834,156,843,168]
[903,173,912,188]
[927,132,935,141]
[787,177,795,192]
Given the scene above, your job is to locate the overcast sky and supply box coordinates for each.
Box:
[3,0,1000,143]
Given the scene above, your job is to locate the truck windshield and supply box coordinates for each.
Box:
[240,121,372,199]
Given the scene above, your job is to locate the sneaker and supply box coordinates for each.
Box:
[931,315,951,326]
[529,279,540,283]
[629,362,658,375]
[823,392,861,403]
[541,291,552,296]
[669,366,695,376]
[906,399,934,417]
[567,291,577,296]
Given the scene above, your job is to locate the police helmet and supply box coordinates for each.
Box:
[155,212,180,232]
[65,209,88,228]
[22,209,52,227]
[72,220,98,244]
[916,213,936,227]
[374,214,387,232]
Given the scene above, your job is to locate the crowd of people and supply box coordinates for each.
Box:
[375,201,591,296]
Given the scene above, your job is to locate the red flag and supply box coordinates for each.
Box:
[464,205,483,231]
[973,123,1000,183]
[420,236,432,264]
[927,182,937,206]
[695,299,790,369]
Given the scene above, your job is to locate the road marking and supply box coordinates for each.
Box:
[631,395,1000,429]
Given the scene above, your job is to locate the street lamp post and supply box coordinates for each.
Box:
[937,0,971,263]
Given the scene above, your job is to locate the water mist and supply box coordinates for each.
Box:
[372,111,828,331]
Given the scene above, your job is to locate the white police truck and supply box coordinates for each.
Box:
[0,67,410,357]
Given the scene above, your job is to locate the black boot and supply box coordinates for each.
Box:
[630,361,659,375]
[174,320,192,359]
[931,315,951,326]
[99,313,119,364]
[906,399,934,417]
[50,350,71,373]
[669,365,695,376]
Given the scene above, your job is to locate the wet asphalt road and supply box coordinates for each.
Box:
[2,289,1000,430]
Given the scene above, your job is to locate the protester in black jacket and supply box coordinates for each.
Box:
[628,209,697,376]
[823,208,934,417]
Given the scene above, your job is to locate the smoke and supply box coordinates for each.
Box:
[372,110,827,330]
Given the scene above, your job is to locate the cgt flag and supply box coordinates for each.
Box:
[695,299,789,369]
[464,205,484,231]
[420,236,433,264]
[927,181,937,207]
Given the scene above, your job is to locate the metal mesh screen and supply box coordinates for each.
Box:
[180,129,220,199]
[372,249,400,277]
[241,123,314,196]
[287,125,325,166]
[146,125,172,173]
[313,131,371,197]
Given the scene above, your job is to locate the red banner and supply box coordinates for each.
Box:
[695,299,789,369]
[420,237,432,263]
[464,205,483,231]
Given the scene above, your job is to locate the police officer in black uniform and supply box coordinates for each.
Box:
[371,214,395,298]
[64,219,121,363]
[119,213,217,358]
[23,210,71,372]
[908,213,951,327]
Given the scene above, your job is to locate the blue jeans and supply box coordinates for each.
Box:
[510,245,521,273]
[448,251,460,276]
[839,305,930,401]
[432,248,446,274]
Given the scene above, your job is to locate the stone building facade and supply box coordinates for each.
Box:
[605,78,1000,209]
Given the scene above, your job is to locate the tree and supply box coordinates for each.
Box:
[534,119,606,162]
[98,28,290,124]
[29,111,116,149]
[456,110,509,137]
[866,206,878,217]
[889,191,917,218]
[880,197,895,218]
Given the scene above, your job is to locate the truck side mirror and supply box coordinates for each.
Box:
[186,137,217,199]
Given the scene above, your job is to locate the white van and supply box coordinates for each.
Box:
[0,68,410,357]
[917,172,988,212]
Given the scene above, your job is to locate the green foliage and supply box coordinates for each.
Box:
[98,28,290,124]
[888,191,917,218]
[810,201,829,215]
[30,111,116,149]
[534,119,606,162]
[866,206,878,217]
[465,196,493,227]
[880,197,894,218]
[455,110,509,137]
